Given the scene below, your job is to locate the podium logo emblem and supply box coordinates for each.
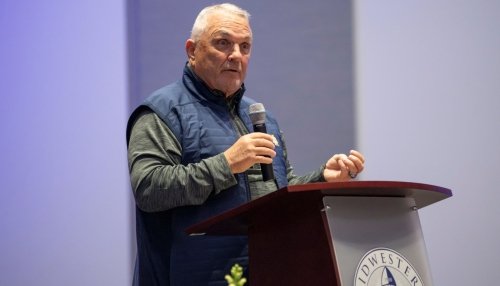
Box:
[354,248,424,286]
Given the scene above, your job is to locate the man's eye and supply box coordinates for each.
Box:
[241,43,251,52]
[217,39,230,47]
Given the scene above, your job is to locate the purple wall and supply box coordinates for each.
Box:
[0,1,131,285]
[356,1,500,284]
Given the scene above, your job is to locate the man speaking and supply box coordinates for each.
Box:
[126,3,365,285]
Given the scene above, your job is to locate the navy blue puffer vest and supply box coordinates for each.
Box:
[126,65,288,286]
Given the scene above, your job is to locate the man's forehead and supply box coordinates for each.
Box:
[210,28,252,40]
[205,13,252,37]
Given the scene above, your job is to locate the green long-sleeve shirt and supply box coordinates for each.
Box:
[128,108,325,212]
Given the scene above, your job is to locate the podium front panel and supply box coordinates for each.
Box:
[323,196,433,286]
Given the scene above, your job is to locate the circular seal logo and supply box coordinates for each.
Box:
[354,248,424,286]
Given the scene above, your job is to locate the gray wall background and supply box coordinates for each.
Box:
[127,0,356,175]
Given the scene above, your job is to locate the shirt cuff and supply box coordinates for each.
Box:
[318,164,327,182]
[206,153,238,194]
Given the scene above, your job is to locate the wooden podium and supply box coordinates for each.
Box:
[186,181,452,285]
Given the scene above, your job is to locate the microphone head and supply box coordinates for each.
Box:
[249,103,266,125]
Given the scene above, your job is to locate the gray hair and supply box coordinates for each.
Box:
[190,3,251,42]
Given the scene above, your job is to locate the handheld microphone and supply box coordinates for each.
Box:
[249,103,275,181]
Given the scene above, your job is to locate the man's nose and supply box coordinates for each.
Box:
[228,44,243,61]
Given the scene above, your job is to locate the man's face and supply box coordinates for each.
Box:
[187,12,252,97]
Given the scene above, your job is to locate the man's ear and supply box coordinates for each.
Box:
[186,39,196,62]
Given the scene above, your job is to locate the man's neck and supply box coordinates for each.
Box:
[187,63,241,99]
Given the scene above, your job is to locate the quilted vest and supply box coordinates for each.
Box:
[127,65,288,286]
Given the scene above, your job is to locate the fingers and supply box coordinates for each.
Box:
[348,150,364,174]
[224,133,277,174]
[242,133,276,158]
[252,138,276,153]
[247,132,276,147]
[350,150,365,164]
[327,154,348,171]
[337,157,349,178]
[254,146,276,160]
[324,154,349,181]
[325,150,366,178]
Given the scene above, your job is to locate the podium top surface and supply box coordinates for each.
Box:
[186,181,452,235]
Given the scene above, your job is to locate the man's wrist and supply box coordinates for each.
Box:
[319,164,327,182]
[209,153,238,192]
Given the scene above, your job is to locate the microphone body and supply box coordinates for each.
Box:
[248,103,275,182]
